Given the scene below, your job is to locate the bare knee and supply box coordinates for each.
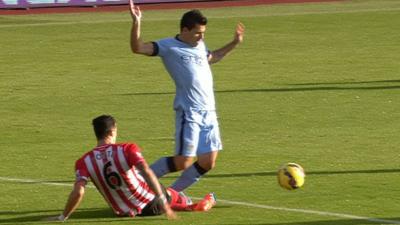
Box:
[197,152,218,171]
[197,160,216,171]
[173,156,193,171]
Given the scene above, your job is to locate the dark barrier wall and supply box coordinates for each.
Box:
[0,0,208,9]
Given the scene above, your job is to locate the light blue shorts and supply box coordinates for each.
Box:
[175,109,223,157]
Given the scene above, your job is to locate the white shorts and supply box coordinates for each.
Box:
[175,109,223,157]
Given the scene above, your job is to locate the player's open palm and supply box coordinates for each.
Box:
[129,0,142,22]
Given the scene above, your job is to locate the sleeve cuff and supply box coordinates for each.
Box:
[151,42,159,56]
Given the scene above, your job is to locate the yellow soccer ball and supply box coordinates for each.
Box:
[277,163,305,190]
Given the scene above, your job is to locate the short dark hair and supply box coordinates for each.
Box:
[92,115,116,140]
[180,9,207,31]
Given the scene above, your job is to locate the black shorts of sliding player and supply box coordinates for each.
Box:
[139,185,172,216]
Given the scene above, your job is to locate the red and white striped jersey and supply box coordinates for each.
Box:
[75,143,155,216]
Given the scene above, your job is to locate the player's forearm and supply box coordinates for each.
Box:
[210,40,240,64]
[139,163,171,212]
[141,167,165,197]
[61,184,85,220]
[130,21,143,54]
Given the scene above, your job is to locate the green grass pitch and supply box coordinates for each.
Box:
[1,0,400,224]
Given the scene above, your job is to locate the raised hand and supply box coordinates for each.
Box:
[234,22,245,44]
[129,0,142,22]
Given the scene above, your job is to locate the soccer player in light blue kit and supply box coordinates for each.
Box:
[129,0,245,191]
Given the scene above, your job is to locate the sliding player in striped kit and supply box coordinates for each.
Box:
[45,115,216,222]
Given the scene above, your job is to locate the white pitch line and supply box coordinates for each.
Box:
[0,176,95,188]
[1,176,400,224]
[217,199,400,225]
[1,7,400,28]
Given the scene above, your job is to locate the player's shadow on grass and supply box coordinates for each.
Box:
[290,79,400,86]
[223,217,400,225]
[118,78,400,97]
[216,85,400,93]
[197,168,400,179]
[0,208,165,224]
[0,209,62,216]
[0,208,109,224]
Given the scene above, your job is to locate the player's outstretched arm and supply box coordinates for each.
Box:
[43,180,87,222]
[129,0,155,56]
[208,22,245,64]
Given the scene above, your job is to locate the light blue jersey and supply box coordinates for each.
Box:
[153,36,222,156]
[154,37,215,111]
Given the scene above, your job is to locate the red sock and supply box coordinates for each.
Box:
[167,188,193,211]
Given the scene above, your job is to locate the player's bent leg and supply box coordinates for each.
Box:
[166,188,193,211]
[150,155,194,178]
[190,193,217,212]
[170,152,217,191]
[170,161,207,191]
[173,155,194,171]
[167,188,216,212]
[197,151,218,171]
